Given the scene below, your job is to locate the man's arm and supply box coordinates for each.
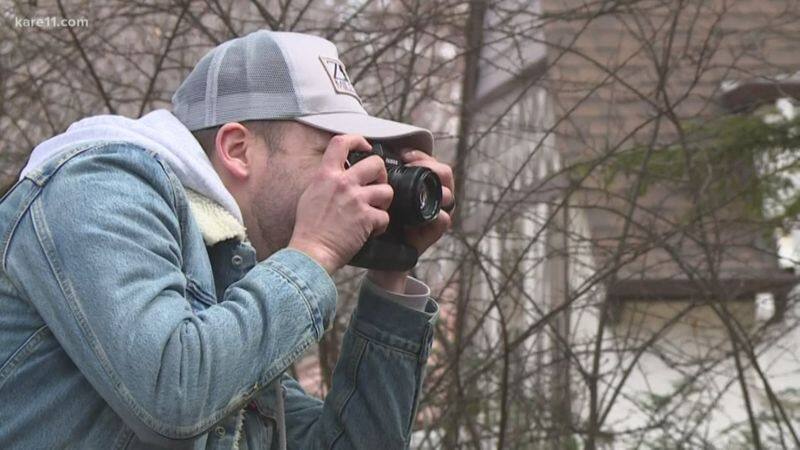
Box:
[5,144,337,446]
[244,140,451,449]
[250,274,438,450]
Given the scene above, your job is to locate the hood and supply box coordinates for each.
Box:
[18,109,246,244]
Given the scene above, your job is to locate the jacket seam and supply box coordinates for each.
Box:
[348,326,419,359]
[328,336,367,450]
[1,184,41,275]
[24,141,116,186]
[140,149,185,256]
[113,427,136,450]
[404,352,426,444]
[31,197,155,427]
[0,324,50,390]
[257,337,314,390]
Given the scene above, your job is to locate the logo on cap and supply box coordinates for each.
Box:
[319,56,360,103]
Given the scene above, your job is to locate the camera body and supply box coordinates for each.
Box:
[346,143,442,271]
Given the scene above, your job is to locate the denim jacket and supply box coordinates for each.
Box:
[0,141,438,449]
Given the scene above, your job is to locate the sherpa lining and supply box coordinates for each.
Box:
[185,188,247,245]
[183,189,250,448]
[185,189,294,450]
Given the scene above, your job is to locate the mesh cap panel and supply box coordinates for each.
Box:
[172,31,301,130]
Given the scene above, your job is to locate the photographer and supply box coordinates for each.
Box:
[0,30,454,449]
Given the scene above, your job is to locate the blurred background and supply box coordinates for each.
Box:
[3,0,800,448]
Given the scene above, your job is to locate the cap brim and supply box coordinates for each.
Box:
[295,112,434,154]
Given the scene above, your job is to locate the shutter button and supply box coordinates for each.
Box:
[214,426,226,437]
[231,254,243,266]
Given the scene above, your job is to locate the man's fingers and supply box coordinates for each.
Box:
[400,149,429,163]
[439,210,452,230]
[428,161,454,192]
[346,154,388,185]
[360,184,394,210]
[370,210,391,236]
[427,211,451,234]
[406,210,452,250]
[441,187,454,212]
[401,149,455,192]
[322,134,371,171]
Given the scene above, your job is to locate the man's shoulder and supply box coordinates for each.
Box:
[2,141,191,280]
[26,141,172,189]
[11,141,192,247]
[35,141,182,207]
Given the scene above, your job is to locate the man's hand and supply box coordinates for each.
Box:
[289,135,393,274]
[367,149,455,293]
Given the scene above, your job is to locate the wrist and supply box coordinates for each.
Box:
[288,239,339,275]
[366,269,409,294]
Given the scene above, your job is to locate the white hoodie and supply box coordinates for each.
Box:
[18,109,249,245]
[19,109,243,225]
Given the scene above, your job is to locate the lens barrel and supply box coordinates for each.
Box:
[346,145,443,227]
[388,165,442,226]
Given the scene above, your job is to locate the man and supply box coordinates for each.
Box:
[0,30,454,449]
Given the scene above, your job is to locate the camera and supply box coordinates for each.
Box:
[346,142,442,270]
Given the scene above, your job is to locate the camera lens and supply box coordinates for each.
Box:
[388,166,442,226]
[419,171,440,220]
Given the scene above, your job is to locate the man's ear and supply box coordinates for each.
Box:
[214,122,257,180]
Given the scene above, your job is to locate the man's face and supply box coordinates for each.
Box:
[246,122,335,259]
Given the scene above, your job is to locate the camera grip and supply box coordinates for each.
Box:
[348,237,418,271]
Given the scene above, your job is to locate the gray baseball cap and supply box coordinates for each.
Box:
[172,30,433,154]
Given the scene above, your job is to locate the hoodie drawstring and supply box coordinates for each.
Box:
[274,379,287,450]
